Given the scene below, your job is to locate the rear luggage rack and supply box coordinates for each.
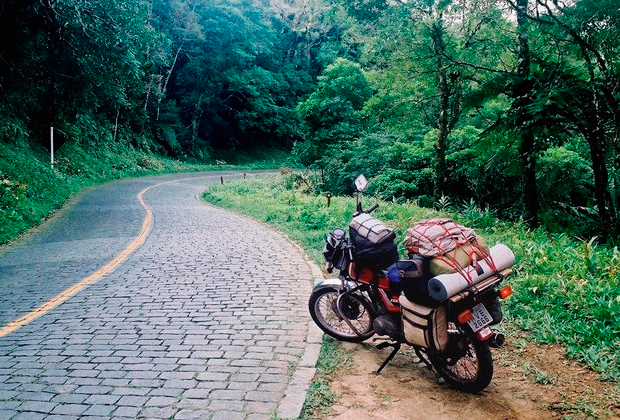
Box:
[448,269,512,303]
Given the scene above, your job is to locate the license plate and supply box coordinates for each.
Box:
[468,303,493,332]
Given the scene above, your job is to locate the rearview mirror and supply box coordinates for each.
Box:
[354,174,368,192]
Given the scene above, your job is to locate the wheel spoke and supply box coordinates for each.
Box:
[429,324,493,392]
[312,290,372,338]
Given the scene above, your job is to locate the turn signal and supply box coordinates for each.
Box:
[457,309,473,324]
[498,285,513,299]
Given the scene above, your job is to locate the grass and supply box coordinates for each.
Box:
[548,387,620,420]
[202,173,620,388]
[298,337,352,419]
[521,361,557,385]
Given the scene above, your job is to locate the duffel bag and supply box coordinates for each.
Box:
[349,213,396,246]
[429,236,490,275]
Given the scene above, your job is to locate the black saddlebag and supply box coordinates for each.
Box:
[349,213,399,270]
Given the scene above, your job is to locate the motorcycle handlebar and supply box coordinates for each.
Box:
[365,203,379,213]
[354,203,379,217]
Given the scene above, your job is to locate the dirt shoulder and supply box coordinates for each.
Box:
[323,331,620,420]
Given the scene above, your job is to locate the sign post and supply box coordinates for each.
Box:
[50,126,54,168]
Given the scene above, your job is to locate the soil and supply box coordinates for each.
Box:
[323,330,620,420]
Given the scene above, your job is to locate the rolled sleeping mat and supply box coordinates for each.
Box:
[427,244,515,302]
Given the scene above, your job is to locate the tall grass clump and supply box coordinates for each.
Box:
[203,173,620,382]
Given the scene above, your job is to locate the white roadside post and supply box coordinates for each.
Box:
[50,126,54,168]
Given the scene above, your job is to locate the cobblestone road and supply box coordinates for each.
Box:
[0,172,321,420]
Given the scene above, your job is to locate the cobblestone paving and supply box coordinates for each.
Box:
[0,178,150,327]
[0,173,319,419]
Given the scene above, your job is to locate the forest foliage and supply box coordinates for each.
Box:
[292,0,620,241]
[1,0,620,240]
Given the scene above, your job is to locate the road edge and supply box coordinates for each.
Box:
[196,194,325,420]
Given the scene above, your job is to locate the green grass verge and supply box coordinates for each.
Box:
[203,173,620,392]
[297,337,352,419]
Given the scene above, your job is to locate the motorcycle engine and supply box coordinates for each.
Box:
[372,314,404,341]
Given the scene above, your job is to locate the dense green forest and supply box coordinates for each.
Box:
[1,0,619,240]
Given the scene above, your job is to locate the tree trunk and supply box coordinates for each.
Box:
[575,44,616,236]
[157,44,183,121]
[613,131,620,218]
[190,93,205,149]
[431,22,449,203]
[585,110,613,236]
[515,0,538,228]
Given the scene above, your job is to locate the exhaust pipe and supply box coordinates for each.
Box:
[488,332,505,348]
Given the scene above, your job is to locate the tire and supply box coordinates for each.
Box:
[429,324,493,393]
[308,287,375,342]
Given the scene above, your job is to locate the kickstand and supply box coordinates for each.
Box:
[376,342,401,374]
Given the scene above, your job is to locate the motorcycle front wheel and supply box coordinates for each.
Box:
[308,287,375,342]
[428,324,493,393]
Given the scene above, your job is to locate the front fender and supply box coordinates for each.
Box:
[312,277,343,292]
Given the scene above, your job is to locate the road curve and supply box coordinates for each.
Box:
[0,171,321,420]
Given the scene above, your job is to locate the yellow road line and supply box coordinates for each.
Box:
[0,174,235,339]
[0,186,154,339]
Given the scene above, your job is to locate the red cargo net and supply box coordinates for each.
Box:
[403,218,498,284]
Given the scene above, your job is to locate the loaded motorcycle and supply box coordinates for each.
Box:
[308,175,514,393]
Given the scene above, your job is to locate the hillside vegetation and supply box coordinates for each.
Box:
[2,0,620,242]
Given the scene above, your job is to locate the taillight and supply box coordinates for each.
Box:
[457,309,473,324]
[498,285,513,299]
[476,326,494,341]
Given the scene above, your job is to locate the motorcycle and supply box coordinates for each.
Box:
[308,175,513,393]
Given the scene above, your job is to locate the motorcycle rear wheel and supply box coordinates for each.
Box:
[429,324,493,393]
[309,287,375,342]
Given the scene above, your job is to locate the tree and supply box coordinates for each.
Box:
[544,0,620,235]
[153,0,310,154]
[0,0,160,148]
[359,0,491,201]
[294,57,372,179]
[509,0,620,235]
[270,0,355,77]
